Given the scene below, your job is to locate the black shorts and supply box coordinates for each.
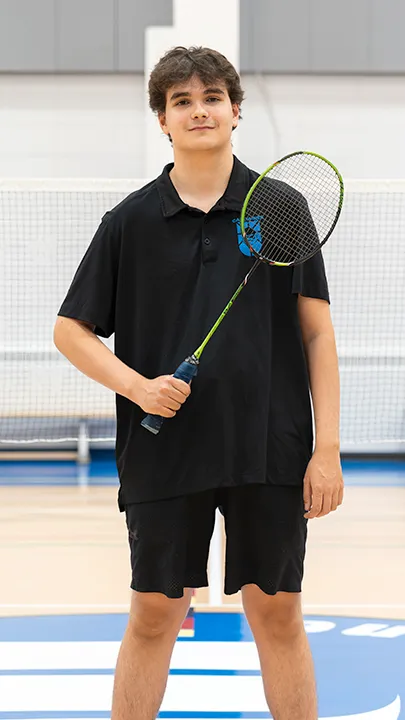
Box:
[124,484,307,599]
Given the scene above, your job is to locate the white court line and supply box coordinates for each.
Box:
[303,605,405,610]
[0,640,261,671]
[0,674,401,716]
[0,605,131,610]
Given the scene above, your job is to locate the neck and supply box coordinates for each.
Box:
[170,146,234,198]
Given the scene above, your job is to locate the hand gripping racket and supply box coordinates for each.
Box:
[141,151,344,434]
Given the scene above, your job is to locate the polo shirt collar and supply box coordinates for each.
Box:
[156,155,250,217]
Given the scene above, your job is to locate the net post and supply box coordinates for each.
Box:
[77,420,90,465]
[208,508,223,606]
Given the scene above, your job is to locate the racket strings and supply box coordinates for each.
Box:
[261,178,337,259]
[256,195,320,263]
[244,153,342,264]
[265,204,321,263]
[246,192,318,264]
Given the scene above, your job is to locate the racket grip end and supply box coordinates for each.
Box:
[141,414,164,434]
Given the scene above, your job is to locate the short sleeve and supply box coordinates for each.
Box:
[291,250,330,303]
[291,192,330,303]
[58,212,119,337]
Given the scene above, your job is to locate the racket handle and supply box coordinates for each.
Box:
[140,356,199,435]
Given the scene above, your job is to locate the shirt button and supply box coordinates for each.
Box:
[204,237,211,245]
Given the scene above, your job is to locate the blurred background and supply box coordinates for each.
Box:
[1,0,404,456]
[2,0,405,178]
[0,2,404,718]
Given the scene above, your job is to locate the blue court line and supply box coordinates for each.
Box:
[0,459,118,485]
[0,457,404,487]
[0,669,261,677]
[159,715,271,719]
[0,669,114,676]
[0,715,111,720]
[0,460,115,477]
[0,715,272,720]
[0,478,119,486]
[2,611,404,643]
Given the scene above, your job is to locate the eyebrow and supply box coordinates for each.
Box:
[169,87,225,102]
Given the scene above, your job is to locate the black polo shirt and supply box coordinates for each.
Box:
[58,156,330,509]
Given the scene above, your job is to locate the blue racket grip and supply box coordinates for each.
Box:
[140,356,199,435]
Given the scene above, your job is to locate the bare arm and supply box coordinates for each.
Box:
[54,316,140,401]
[297,295,344,518]
[53,316,190,417]
[298,296,340,451]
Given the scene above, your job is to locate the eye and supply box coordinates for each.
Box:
[175,99,190,106]
[206,96,221,102]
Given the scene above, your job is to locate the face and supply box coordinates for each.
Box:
[159,75,239,152]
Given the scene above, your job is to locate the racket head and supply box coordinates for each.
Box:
[240,151,344,267]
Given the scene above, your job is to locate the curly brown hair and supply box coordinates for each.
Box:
[148,46,244,116]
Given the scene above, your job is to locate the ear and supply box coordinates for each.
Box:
[158,112,169,135]
[231,104,240,128]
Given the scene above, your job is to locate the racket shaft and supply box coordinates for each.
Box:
[141,259,260,434]
[140,358,199,435]
[194,259,261,359]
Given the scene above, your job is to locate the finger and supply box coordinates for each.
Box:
[170,377,192,396]
[160,396,181,412]
[303,480,311,513]
[159,407,177,419]
[330,489,340,512]
[305,492,323,519]
[165,387,189,405]
[318,493,333,517]
[338,484,344,506]
[330,490,339,512]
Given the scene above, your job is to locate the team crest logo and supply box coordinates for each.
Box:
[233,215,263,256]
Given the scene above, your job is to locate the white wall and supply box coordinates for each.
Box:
[1,73,405,179]
[0,75,144,178]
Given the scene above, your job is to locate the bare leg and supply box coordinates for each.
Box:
[242,585,317,720]
[111,588,193,720]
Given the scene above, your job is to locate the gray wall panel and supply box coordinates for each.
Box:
[118,0,173,71]
[247,0,311,73]
[0,0,55,71]
[371,0,405,72]
[2,0,405,74]
[310,0,369,72]
[56,0,114,71]
[239,0,253,72]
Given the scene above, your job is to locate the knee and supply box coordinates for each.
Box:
[242,585,303,639]
[128,589,192,639]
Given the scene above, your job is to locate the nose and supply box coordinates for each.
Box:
[191,101,208,119]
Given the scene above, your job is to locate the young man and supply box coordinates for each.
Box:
[54,46,343,720]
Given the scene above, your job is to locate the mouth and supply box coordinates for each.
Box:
[189,126,215,131]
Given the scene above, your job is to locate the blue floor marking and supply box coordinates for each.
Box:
[0,668,261,677]
[0,612,404,718]
[0,714,111,720]
[0,457,404,486]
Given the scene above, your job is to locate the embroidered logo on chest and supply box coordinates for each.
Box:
[233,215,263,257]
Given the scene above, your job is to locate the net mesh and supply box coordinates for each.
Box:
[0,179,404,452]
[244,153,343,265]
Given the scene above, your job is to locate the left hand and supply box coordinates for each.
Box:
[303,447,344,519]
